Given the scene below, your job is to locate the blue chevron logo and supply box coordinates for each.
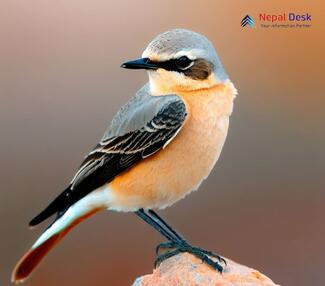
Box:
[241,15,254,27]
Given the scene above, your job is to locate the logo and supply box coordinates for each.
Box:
[240,13,312,29]
[241,15,254,27]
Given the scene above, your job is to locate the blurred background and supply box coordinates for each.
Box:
[0,0,324,285]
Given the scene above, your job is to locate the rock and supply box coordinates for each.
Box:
[132,253,280,286]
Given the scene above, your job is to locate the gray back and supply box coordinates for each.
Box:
[102,84,182,141]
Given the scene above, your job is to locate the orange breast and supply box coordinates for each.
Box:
[109,81,236,210]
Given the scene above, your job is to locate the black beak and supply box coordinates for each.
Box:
[121,58,159,70]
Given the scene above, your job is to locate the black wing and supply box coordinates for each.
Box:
[29,98,187,226]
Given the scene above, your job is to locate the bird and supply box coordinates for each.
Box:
[12,28,237,283]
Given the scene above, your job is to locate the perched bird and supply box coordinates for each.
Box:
[12,28,237,283]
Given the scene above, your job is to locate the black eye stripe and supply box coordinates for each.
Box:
[175,56,192,69]
[147,57,213,80]
[148,56,193,72]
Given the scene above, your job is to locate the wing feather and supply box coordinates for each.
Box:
[29,90,187,226]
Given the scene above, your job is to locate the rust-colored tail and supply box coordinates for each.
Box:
[12,208,101,284]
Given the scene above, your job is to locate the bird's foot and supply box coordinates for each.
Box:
[155,240,226,273]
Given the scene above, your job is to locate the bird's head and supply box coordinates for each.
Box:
[121,29,228,95]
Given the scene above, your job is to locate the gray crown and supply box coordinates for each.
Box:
[143,29,228,80]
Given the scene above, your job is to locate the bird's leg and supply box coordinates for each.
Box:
[135,209,226,272]
[135,209,182,242]
[147,209,185,242]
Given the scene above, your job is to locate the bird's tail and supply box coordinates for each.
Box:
[11,190,108,284]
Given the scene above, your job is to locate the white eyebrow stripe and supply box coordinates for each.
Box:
[172,50,200,60]
[142,49,203,62]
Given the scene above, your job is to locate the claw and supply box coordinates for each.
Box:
[155,241,177,255]
[154,240,226,273]
[155,248,181,268]
[191,247,226,265]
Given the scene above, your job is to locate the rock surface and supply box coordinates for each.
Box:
[132,253,280,286]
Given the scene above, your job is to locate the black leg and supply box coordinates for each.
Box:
[148,209,184,242]
[135,209,226,273]
[135,209,182,242]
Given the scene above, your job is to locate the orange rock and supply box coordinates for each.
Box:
[132,253,280,286]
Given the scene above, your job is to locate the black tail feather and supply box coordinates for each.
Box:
[29,187,71,227]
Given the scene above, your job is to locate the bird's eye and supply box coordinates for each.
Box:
[175,56,192,70]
